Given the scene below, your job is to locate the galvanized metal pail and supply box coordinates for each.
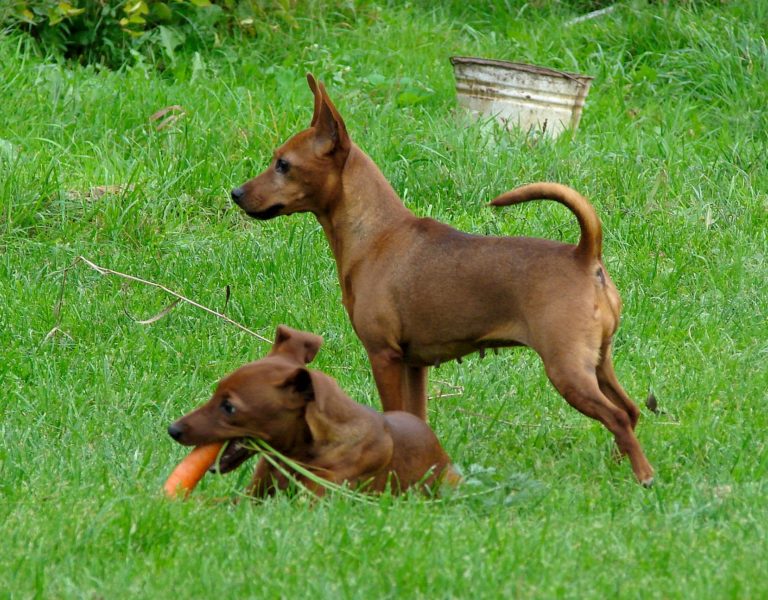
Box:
[450,56,593,138]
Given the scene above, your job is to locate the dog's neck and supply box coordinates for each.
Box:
[303,370,384,445]
[315,144,412,276]
[268,410,314,457]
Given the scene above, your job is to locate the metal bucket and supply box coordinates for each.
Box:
[450,56,593,138]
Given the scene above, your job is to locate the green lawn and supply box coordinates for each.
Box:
[1,1,766,598]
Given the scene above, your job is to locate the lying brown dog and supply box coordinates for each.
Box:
[229,75,653,486]
[167,325,459,496]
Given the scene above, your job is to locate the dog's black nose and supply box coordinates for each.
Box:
[167,422,184,441]
[230,187,245,205]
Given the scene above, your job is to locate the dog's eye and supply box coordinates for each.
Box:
[220,398,236,416]
[275,158,290,174]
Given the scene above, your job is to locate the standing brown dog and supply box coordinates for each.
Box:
[230,74,653,485]
[168,325,459,496]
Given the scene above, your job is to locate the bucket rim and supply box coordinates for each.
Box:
[450,56,593,83]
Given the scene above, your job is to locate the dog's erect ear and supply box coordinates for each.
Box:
[270,325,323,364]
[307,73,322,127]
[279,367,314,406]
[310,79,350,157]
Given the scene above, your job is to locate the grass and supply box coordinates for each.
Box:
[1,1,767,597]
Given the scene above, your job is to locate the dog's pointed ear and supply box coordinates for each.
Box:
[307,73,322,127]
[279,367,314,407]
[311,80,350,158]
[270,325,323,364]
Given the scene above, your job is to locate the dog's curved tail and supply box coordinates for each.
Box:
[490,182,602,263]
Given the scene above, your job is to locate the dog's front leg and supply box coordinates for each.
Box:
[246,456,282,497]
[368,348,407,413]
[368,351,429,421]
[404,366,428,421]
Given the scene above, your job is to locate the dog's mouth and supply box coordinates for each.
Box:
[246,203,285,220]
[208,439,257,474]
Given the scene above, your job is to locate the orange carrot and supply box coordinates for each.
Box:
[163,442,224,499]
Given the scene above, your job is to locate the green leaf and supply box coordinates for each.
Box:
[396,88,433,107]
[636,64,658,83]
[190,51,205,83]
[58,2,85,18]
[19,8,36,23]
[364,73,387,86]
[158,25,185,64]
[0,139,17,161]
[124,1,148,16]
[150,2,172,22]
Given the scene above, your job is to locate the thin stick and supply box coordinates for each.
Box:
[455,407,594,430]
[455,407,536,429]
[431,378,464,391]
[44,256,272,344]
[454,407,679,429]
[429,391,463,400]
[565,5,616,27]
[123,298,181,325]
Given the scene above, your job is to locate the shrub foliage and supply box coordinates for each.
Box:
[1,1,262,66]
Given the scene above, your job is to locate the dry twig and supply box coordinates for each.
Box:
[44,256,271,344]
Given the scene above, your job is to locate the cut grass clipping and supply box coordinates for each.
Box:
[166,437,539,507]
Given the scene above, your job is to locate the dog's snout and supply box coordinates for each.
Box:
[167,422,185,441]
[230,187,245,205]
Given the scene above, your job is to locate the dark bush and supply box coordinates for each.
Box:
[0,1,264,67]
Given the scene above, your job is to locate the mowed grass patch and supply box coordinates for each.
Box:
[1,1,767,598]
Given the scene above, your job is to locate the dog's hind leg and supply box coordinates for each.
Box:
[542,351,654,486]
[596,342,640,430]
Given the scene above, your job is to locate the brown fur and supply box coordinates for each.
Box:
[229,74,654,485]
[167,325,459,496]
